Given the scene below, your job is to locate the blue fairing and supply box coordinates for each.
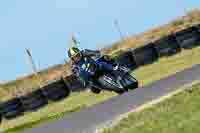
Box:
[74,56,114,82]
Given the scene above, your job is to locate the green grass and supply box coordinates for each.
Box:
[102,82,200,133]
[1,46,200,133]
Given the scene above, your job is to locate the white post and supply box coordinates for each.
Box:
[114,19,126,41]
[69,34,79,48]
[26,49,38,74]
[72,35,79,46]
[26,48,42,88]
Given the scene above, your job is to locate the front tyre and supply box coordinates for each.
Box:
[115,89,127,94]
[122,74,139,90]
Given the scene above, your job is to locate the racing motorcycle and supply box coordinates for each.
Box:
[85,55,139,94]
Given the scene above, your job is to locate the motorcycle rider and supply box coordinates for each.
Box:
[68,46,119,88]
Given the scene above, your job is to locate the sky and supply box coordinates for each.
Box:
[0,0,199,81]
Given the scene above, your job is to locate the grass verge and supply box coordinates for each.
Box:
[1,46,200,132]
[102,82,200,133]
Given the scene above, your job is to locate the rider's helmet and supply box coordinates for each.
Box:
[68,47,82,63]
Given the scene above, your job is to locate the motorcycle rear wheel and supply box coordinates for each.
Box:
[90,87,101,94]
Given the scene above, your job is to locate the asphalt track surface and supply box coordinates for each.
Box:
[23,64,200,133]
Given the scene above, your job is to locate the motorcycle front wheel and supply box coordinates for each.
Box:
[121,74,139,90]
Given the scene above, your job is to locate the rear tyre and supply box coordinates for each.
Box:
[0,98,24,120]
[90,87,101,94]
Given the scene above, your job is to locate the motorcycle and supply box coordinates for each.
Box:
[84,55,139,94]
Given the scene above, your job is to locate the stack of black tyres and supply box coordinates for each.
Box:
[42,78,70,101]
[197,24,200,32]
[154,34,181,57]
[0,107,2,123]
[174,25,200,49]
[63,75,85,92]
[0,98,24,120]
[115,50,137,70]
[131,43,159,66]
[20,89,48,112]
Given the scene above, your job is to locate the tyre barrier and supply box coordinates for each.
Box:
[63,75,85,92]
[131,42,159,66]
[154,34,181,57]
[196,24,200,32]
[175,25,200,49]
[42,78,70,101]
[115,50,137,70]
[0,107,2,123]
[0,98,24,120]
[20,89,48,112]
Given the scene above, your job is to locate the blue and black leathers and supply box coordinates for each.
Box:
[71,49,115,87]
